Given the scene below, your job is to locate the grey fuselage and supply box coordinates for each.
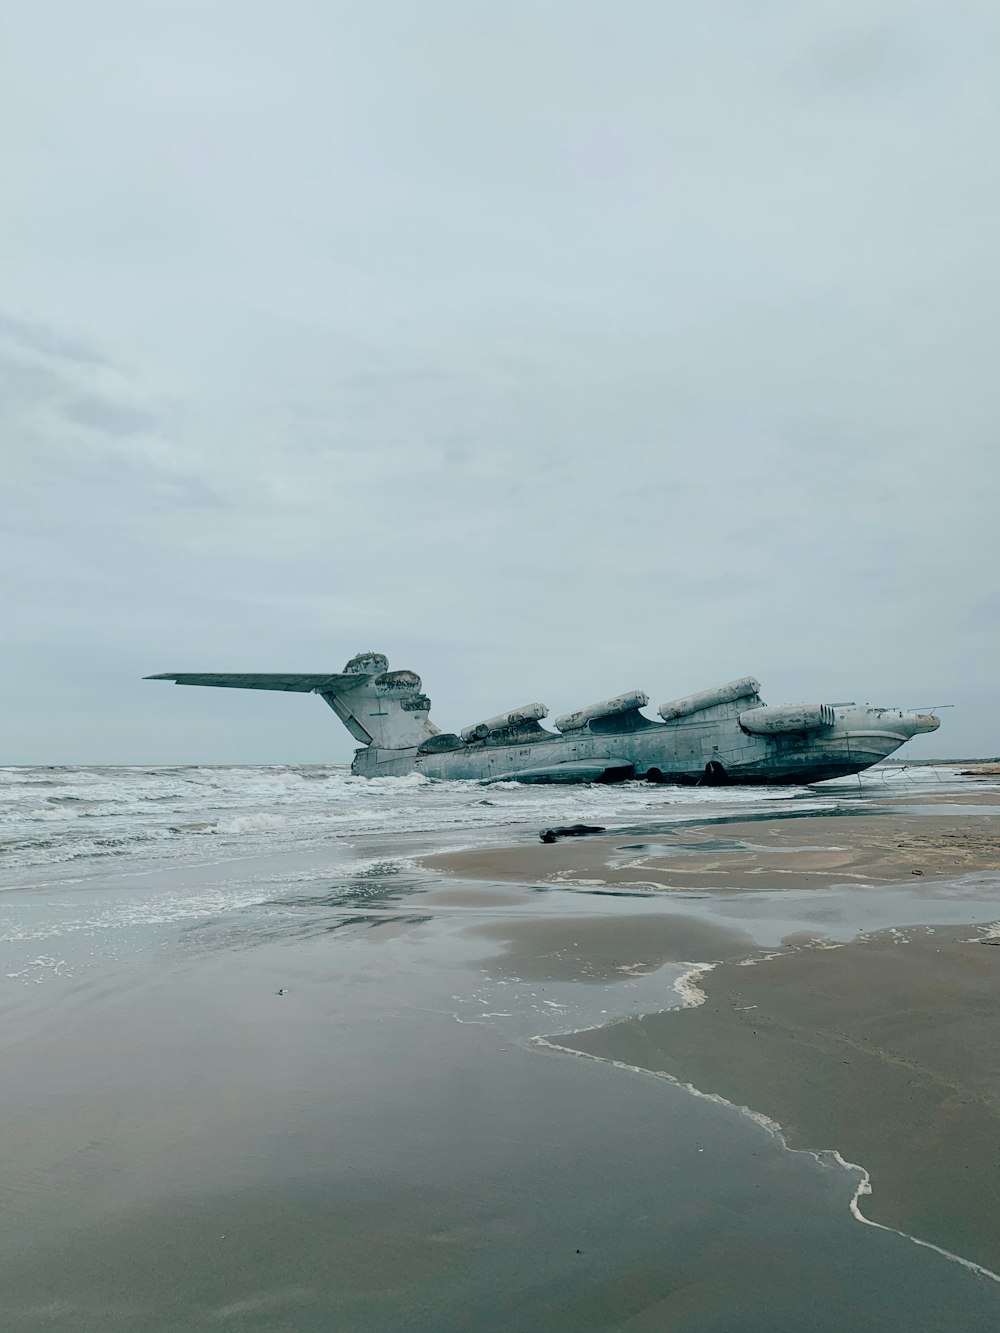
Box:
[146,652,941,786]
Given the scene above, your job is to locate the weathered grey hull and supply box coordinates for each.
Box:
[352,714,928,785]
[147,653,940,787]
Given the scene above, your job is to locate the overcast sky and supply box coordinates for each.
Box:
[2,0,997,764]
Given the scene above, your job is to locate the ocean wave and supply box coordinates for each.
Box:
[0,762,967,881]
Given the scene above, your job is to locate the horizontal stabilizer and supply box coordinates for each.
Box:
[144,672,366,694]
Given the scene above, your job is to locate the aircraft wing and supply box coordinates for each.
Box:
[144,673,364,694]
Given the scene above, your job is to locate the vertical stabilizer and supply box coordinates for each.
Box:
[319,657,441,750]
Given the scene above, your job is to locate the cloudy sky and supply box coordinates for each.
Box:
[2,0,997,763]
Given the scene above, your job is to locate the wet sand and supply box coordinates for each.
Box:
[12,885,999,1333]
[424,812,1000,892]
[559,924,1000,1274]
[4,786,1000,1329]
[424,802,1000,1279]
[5,893,1000,1333]
[467,913,756,982]
[897,790,1000,806]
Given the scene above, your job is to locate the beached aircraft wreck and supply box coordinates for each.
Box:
[147,652,940,785]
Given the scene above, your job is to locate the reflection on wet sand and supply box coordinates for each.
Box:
[467,914,754,983]
[424,789,1000,1281]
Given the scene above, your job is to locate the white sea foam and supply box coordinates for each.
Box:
[839,1159,1000,1282]
[672,961,716,1008]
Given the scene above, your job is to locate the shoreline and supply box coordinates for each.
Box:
[544,923,1000,1278]
[531,1024,1000,1288]
[421,797,1000,1277]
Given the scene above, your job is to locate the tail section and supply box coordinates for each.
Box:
[146,651,440,751]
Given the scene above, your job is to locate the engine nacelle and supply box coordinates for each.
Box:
[739,703,835,735]
[554,690,650,733]
[461,703,548,742]
[659,677,761,723]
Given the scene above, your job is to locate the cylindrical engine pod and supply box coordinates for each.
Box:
[658,677,761,723]
[738,703,835,735]
[554,690,649,733]
[461,703,548,743]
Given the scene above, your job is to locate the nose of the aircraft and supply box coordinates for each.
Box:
[901,711,940,735]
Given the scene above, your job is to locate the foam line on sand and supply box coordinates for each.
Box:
[531,957,1000,1287]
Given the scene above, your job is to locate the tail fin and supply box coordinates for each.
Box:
[146,651,441,751]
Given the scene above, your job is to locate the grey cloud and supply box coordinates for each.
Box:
[61,395,159,438]
[0,311,111,368]
[783,17,927,95]
[0,312,158,445]
[0,353,67,415]
[0,0,996,762]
